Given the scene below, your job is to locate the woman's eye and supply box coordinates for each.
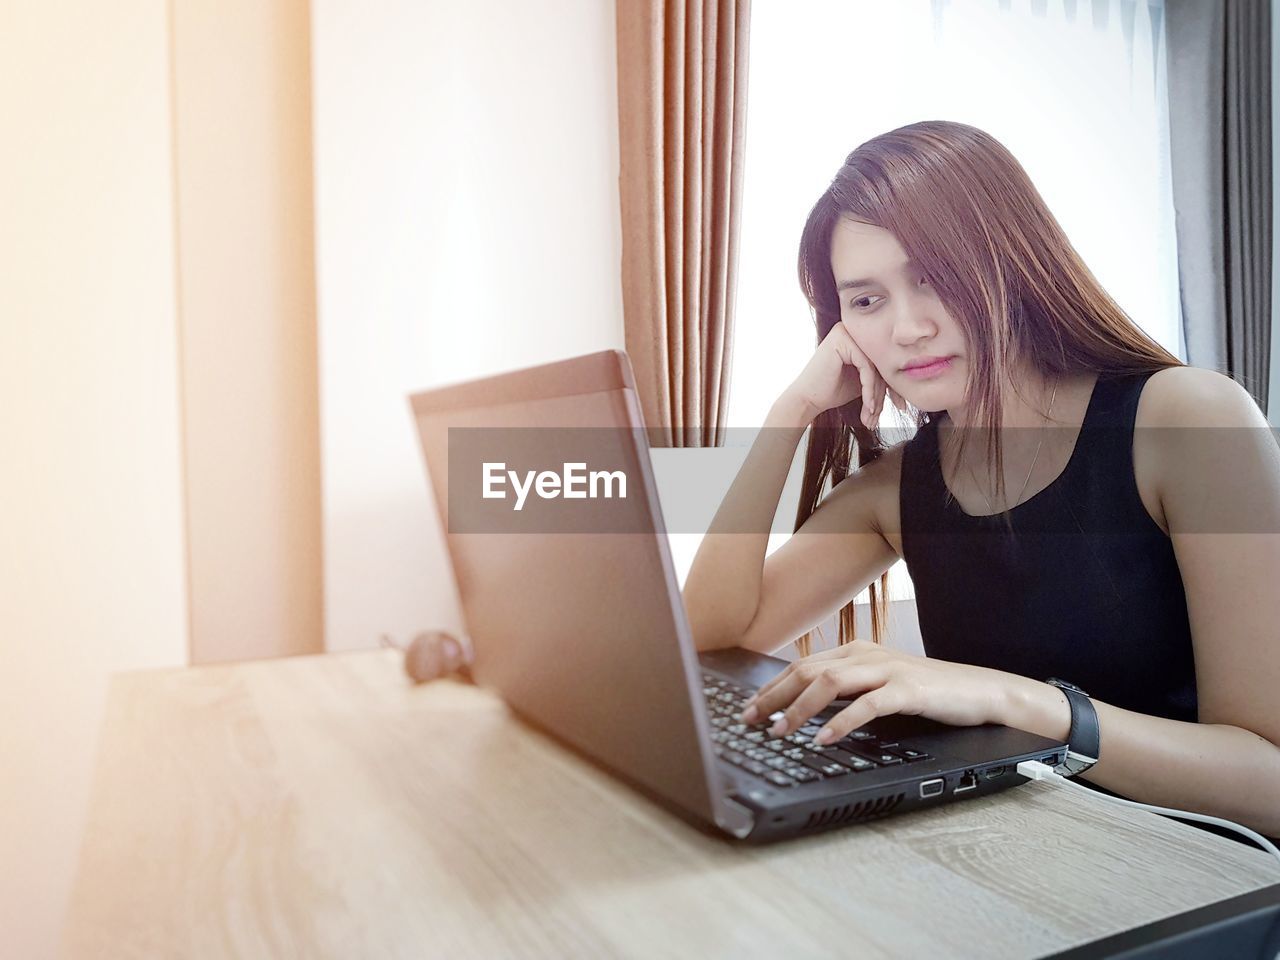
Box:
[850,295,881,310]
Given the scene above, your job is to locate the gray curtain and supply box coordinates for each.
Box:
[1166,0,1272,410]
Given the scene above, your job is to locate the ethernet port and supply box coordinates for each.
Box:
[955,770,979,793]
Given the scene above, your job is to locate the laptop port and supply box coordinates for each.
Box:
[983,765,1007,780]
[919,778,944,799]
[954,770,978,793]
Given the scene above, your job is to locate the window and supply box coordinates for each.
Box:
[717,0,1180,604]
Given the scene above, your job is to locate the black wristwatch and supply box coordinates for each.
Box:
[1045,678,1100,777]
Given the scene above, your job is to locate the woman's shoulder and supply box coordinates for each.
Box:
[1134,365,1268,430]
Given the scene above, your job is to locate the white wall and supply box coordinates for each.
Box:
[311,0,625,650]
[171,0,323,664]
[0,3,188,956]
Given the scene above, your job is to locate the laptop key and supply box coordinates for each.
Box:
[764,771,796,787]
[826,748,877,772]
[868,752,903,766]
[743,759,770,776]
[797,754,846,777]
[899,749,932,762]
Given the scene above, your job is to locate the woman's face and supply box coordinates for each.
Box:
[829,217,968,411]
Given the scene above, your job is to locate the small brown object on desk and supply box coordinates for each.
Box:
[63,649,1276,959]
[399,629,471,684]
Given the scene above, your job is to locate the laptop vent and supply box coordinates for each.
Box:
[803,792,905,831]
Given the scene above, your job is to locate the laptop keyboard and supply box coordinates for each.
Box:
[702,673,932,789]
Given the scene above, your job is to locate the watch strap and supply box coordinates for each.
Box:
[1048,680,1100,777]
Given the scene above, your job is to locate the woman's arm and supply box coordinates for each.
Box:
[683,391,813,651]
[1001,679,1280,837]
[684,321,900,653]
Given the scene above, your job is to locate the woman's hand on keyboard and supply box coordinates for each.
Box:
[737,640,1046,745]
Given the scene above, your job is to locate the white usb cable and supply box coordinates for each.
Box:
[1016,760,1280,870]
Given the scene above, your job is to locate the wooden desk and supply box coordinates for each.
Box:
[64,650,1276,958]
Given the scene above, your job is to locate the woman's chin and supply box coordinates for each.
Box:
[896,382,963,414]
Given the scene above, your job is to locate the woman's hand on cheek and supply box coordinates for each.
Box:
[739,641,1011,745]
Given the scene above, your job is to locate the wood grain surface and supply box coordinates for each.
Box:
[62,650,1276,959]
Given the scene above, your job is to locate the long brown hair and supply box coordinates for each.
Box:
[794,120,1181,653]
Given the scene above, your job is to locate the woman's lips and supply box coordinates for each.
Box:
[900,356,955,380]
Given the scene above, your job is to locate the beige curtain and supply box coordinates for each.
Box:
[615,0,751,447]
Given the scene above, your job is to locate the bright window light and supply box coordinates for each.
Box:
[715,0,1179,605]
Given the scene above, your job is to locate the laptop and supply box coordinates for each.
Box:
[409,349,1068,842]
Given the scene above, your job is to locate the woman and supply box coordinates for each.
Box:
[413,121,1280,838]
[682,120,1280,838]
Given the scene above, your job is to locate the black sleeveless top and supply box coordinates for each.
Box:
[899,371,1198,723]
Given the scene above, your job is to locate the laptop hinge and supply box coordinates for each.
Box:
[715,796,756,839]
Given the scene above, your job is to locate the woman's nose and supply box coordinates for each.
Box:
[893,305,938,344]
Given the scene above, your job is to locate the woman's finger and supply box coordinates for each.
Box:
[739,666,813,724]
[834,324,882,429]
[859,367,876,428]
[745,661,889,728]
[813,685,908,744]
[775,666,897,737]
[766,673,845,737]
[744,649,850,710]
[743,641,880,711]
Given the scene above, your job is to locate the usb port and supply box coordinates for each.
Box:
[955,770,978,793]
[919,778,944,799]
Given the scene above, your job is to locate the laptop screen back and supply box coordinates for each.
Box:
[410,350,721,820]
